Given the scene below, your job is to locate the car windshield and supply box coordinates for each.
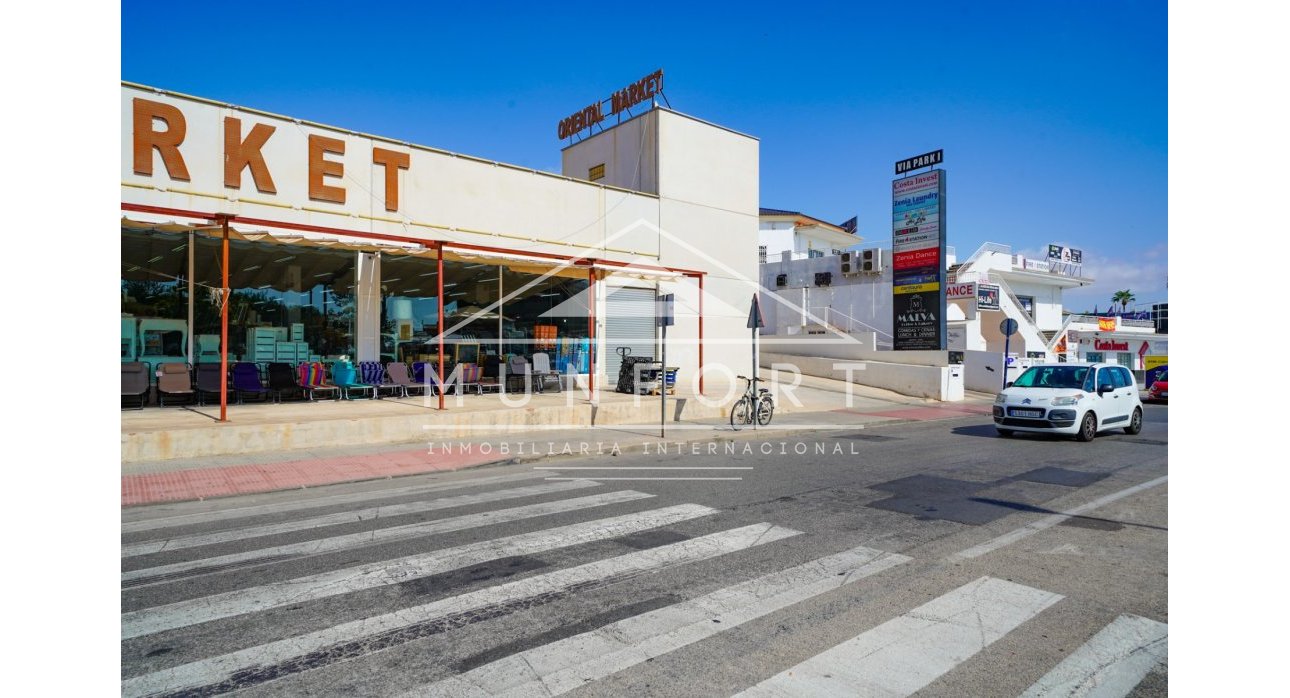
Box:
[1012,366,1089,389]
[1158,370,1167,382]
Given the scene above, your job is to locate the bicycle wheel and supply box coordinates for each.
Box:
[756,397,774,426]
[730,397,750,431]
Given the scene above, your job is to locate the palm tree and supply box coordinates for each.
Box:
[1111,289,1136,314]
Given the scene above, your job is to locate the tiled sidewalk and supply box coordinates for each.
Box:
[121,447,500,506]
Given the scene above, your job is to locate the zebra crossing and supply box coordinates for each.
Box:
[122,470,1167,697]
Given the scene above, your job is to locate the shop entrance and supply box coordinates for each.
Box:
[604,286,657,382]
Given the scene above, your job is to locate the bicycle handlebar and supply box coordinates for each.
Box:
[736,376,763,382]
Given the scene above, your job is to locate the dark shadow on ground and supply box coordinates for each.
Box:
[969,497,1167,532]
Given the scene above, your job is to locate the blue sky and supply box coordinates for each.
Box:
[121,1,1166,311]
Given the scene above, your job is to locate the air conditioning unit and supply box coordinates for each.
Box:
[775,273,788,288]
[861,249,883,274]
[814,272,833,287]
[840,251,855,275]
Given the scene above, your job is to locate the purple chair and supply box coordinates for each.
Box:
[232,363,271,404]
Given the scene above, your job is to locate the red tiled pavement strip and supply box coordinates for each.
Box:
[832,404,993,421]
[121,448,503,507]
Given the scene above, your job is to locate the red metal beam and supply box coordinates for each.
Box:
[219,215,230,422]
[588,266,596,400]
[697,272,704,396]
[437,242,445,411]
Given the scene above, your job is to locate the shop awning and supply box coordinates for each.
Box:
[122,217,687,284]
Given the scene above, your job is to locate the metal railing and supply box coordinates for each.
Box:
[806,306,893,340]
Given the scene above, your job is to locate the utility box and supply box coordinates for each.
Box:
[945,364,965,402]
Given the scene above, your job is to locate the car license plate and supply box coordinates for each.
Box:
[1010,408,1044,418]
[1160,392,1167,398]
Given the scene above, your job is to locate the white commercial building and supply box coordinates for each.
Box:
[121,79,759,406]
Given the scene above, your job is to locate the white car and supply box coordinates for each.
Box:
[993,362,1143,441]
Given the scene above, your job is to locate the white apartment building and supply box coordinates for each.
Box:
[758,208,861,263]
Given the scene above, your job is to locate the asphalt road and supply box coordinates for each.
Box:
[121,404,1168,697]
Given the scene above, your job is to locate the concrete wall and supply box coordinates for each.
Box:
[760,351,959,400]
[561,110,659,195]
[964,349,1031,394]
[761,334,946,366]
[653,110,760,393]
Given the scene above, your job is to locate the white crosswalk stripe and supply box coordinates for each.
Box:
[122,490,655,587]
[734,576,1064,697]
[122,522,801,698]
[121,502,718,640]
[1019,614,1167,698]
[122,479,598,557]
[121,471,549,534]
[122,469,1162,698]
[407,544,912,697]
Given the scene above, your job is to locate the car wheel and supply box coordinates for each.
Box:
[1075,412,1097,442]
[996,428,1013,438]
[1123,407,1143,435]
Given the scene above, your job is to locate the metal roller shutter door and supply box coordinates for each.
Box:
[605,286,657,381]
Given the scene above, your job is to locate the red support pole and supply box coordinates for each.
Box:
[588,266,596,400]
[697,273,705,396]
[437,242,446,411]
[220,216,230,422]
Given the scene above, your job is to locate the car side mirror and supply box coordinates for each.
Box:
[1005,381,1014,388]
[1098,384,1113,396]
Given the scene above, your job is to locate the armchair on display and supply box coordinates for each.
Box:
[384,361,424,398]
[232,363,271,404]
[331,362,376,400]
[359,361,403,399]
[531,353,562,393]
[122,362,150,409]
[298,362,341,401]
[195,363,226,406]
[507,355,531,393]
[157,362,196,407]
[267,362,304,403]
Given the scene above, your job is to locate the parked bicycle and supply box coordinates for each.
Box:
[730,375,774,430]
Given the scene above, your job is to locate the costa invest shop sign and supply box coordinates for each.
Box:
[891,166,947,350]
[557,69,665,140]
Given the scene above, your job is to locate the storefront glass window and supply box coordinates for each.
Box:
[122,228,190,365]
[188,236,357,363]
[378,256,592,378]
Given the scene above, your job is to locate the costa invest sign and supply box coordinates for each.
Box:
[895,149,943,175]
[557,69,665,139]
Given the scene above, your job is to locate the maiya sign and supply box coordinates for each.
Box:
[891,166,946,350]
[557,69,665,140]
